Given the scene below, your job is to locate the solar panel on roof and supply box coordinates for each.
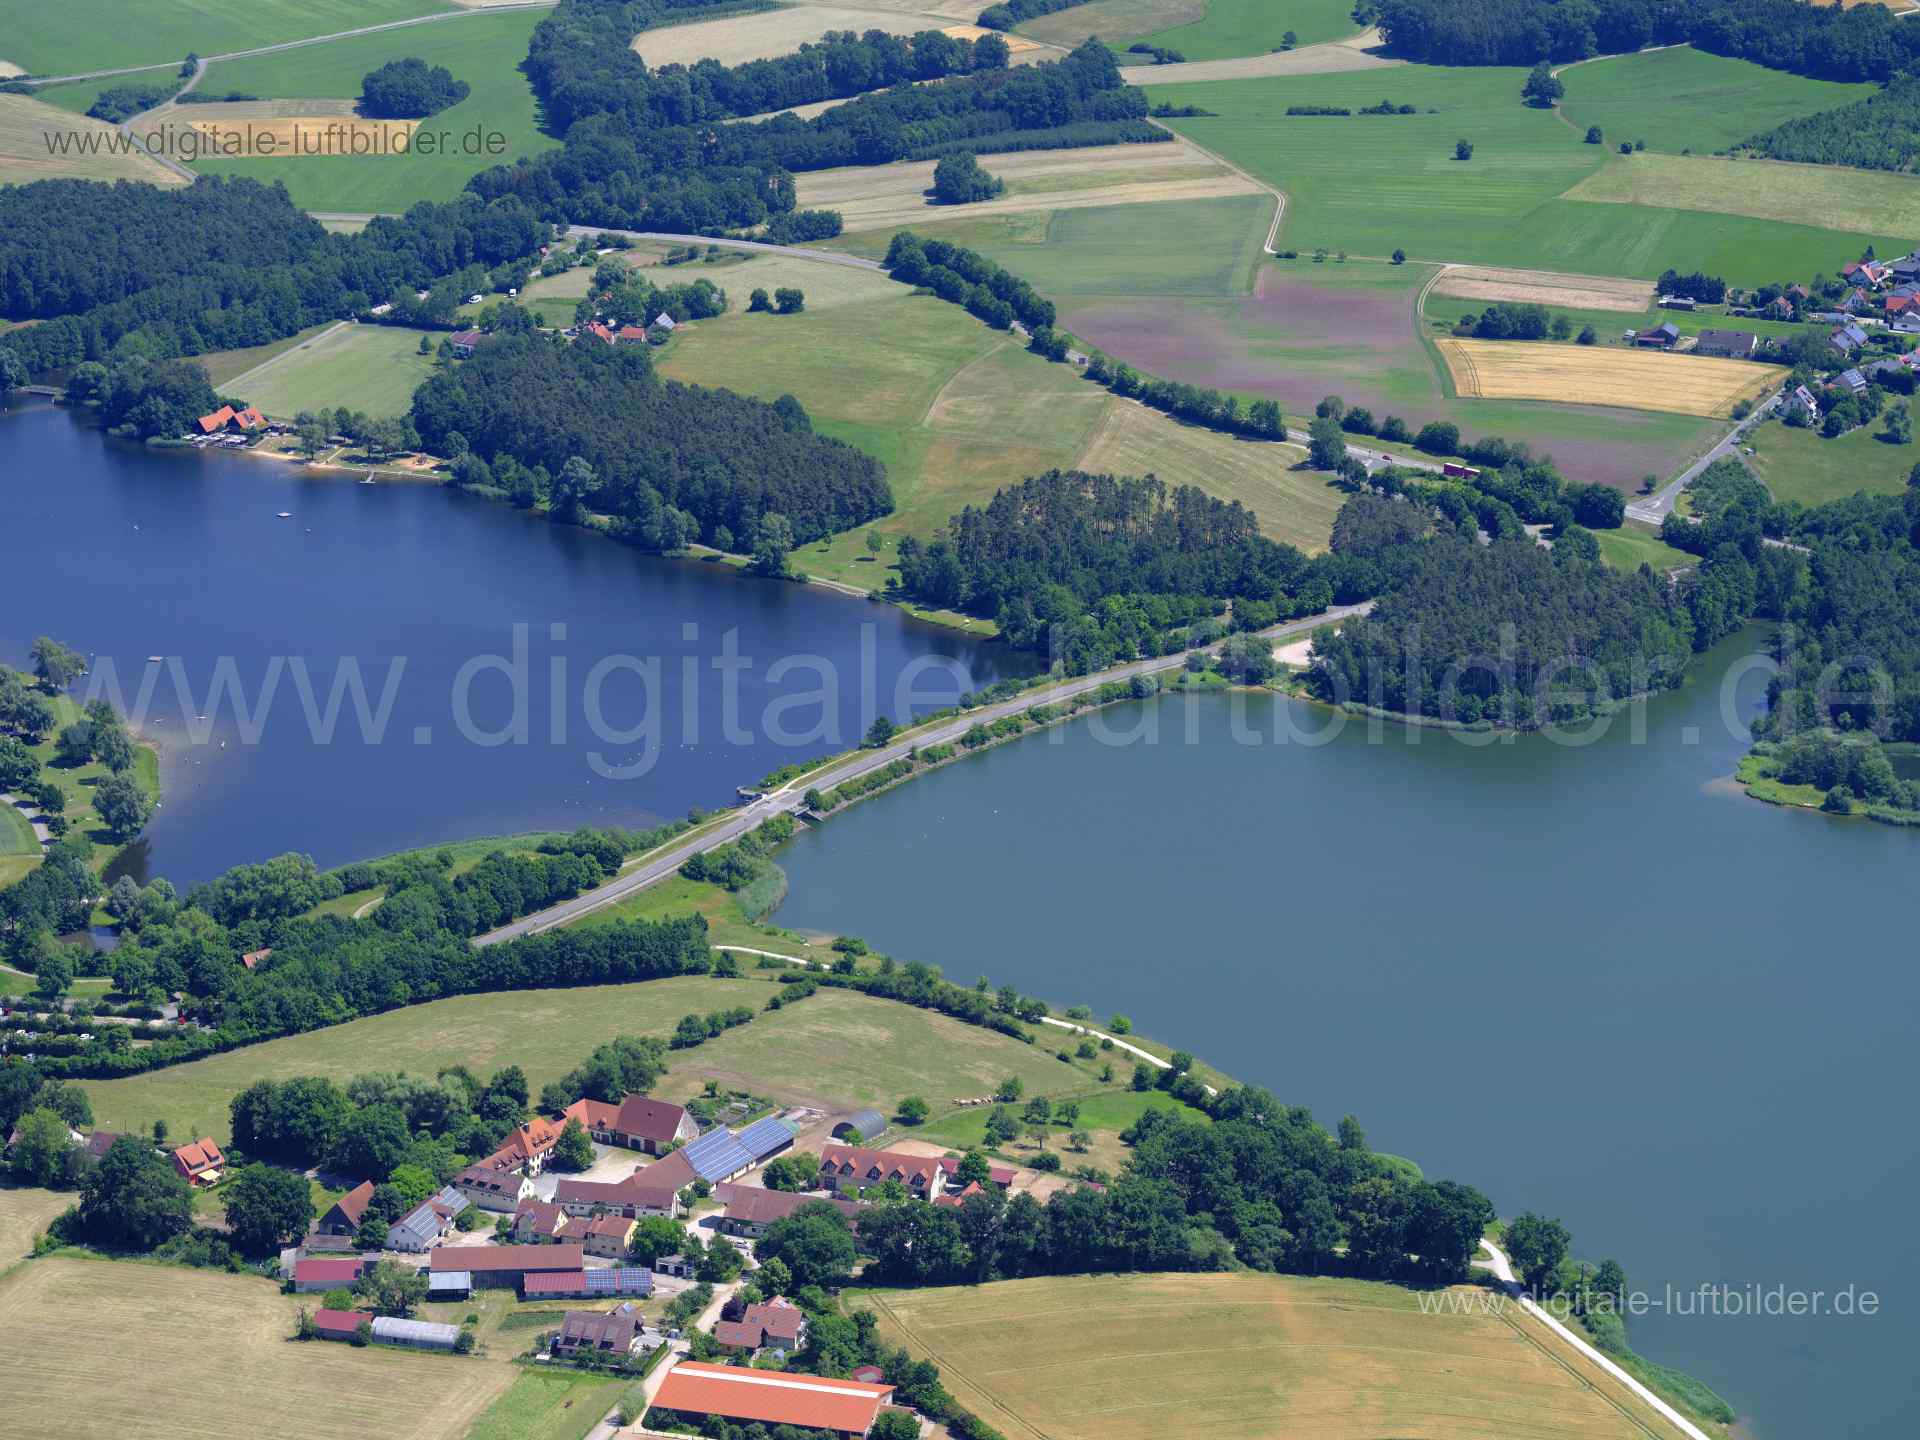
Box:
[683,1128,752,1182]
[734,1116,797,1161]
[584,1267,653,1295]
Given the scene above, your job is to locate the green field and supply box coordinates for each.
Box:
[0,0,457,76]
[1558,47,1877,158]
[228,322,440,419]
[1596,521,1696,574]
[0,799,36,858]
[189,8,555,212]
[463,1369,636,1440]
[1156,64,1914,284]
[1138,0,1360,58]
[973,193,1271,298]
[1746,400,1920,508]
[1564,151,1920,243]
[855,1271,1687,1440]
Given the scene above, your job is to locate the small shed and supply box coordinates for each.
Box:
[1636,321,1680,348]
[832,1111,887,1143]
[372,1317,460,1351]
[312,1308,372,1342]
[428,1270,472,1302]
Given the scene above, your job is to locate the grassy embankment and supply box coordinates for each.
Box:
[186,8,556,213]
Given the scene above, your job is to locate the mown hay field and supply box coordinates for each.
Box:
[1431,264,1652,314]
[0,1257,516,1440]
[183,115,420,157]
[1017,0,1201,49]
[1439,338,1783,418]
[857,1271,1683,1440]
[226,322,441,420]
[0,93,185,186]
[1121,33,1395,86]
[630,5,1053,68]
[1564,152,1920,239]
[0,0,451,75]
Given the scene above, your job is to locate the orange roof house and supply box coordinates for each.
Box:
[648,1361,894,1438]
[171,1137,224,1185]
[196,406,236,434]
[232,406,267,429]
[818,1144,946,1198]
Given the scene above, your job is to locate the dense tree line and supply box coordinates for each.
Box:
[86,81,180,122]
[1737,75,1920,172]
[894,471,1341,669]
[409,332,890,547]
[1367,0,1920,81]
[0,178,326,321]
[360,57,472,118]
[0,187,546,375]
[1657,268,1727,304]
[978,0,1091,29]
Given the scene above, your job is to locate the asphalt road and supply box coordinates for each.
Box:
[1627,393,1780,525]
[564,225,886,272]
[471,603,1371,945]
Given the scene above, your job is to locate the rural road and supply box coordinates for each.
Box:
[1627,393,1780,524]
[472,603,1372,946]
[0,794,51,848]
[1477,1240,1712,1440]
[21,3,560,87]
[118,57,206,186]
[563,225,885,271]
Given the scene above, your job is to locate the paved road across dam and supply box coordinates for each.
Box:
[471,603,1372,946]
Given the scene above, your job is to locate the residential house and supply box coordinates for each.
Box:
[194,406,235,435]
[233,406,267,430]
[482,1115,569,1176]
[171,1137,225,1186]
[554,1307,640,1357]
[1635,321,1680,348]
[582,1213,635,1259]
[293,1256,367,1293]
[646,1361,895,1440]
[1765,296,1796,320]
[818,1144,946,1200]
[1830,323,1869,356]
[448,330,485,359]
[388,1186,469,1253]
[563,1095,698,1155]
[312,1308,373,1342]
[713,1184,863,1239]
[1887,295,1918,317]
[933,1181,987,1210]
[512,1197,573,1244]
[372,1317,460,1351]
[585,321,615,343]
[317,1181,376,1237]
[239,947,273,969]
[1791,383,1821,419]
[81,1130,121,1164]
[1891,254,1920,282]
[431,1243,584,1288]
[715,1297,807,1355]
[1837,367,1869,395]
[936,1156,1017,1189]
[614,324,648,344]
[455,1163,534,1212]
[1691,329,1758,360]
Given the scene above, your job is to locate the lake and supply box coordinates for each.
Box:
[0,403,1031,885]
[772,634,1917,1440]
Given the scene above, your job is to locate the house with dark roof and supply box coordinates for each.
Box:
[1837,367,1868,394]
[818,1144,947,1200]
[171,1137,224,1186]
[81,1130,121,1164]
[553,1153,690,1220]
[448,330,485,359]
[713,1184,863,1238]
[432,1243,584,1286]
[647,1361,894,1439]
[554,1307,640,1356]
[1830,322,1869,355]
[318,1181,376,1237]
[1692,329,1757,359]
[312,1307,373,1342]
[455,1164,534,1212]
[563,1095,698,1155]
[1635,321,1680,348]
[513,1197,573,1243]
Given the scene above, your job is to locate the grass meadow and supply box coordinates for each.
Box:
[1597,522,1697,575]
[0,0,454,75]
[1564,152,1920,240]
[855,1270,1686,1440]
[227,323,441,419]
[1557,47,1878,157]
[188,8,554,212]
[1155,64,1914,284]
[1139,0,1361,57]
[0,1254,516,1440]
[1746,401,1920,508]
[1016,0,1203,49]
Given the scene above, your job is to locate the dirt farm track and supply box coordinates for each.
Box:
[1438,338,1784,418]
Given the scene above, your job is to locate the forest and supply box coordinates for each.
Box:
[359,57,472,119]
[1366,0,1920,80]
[1737,75,1920,172]
[408,332,892,547]
[893,471,1339,669]
[978,0,1091,29]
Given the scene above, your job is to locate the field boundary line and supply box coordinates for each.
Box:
[220,319,353,393]
[1492,1293,1668,1440]
[1152,120,1285,259]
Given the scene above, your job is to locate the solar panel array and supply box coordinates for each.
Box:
[683,1128,753,1182]
[733,1116,797,1161]
[584,1266,654,1296]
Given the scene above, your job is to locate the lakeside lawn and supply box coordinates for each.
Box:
[852,1270,1686,1440]
[1745,402,1920,508]
[0,675,161,880]
[0,0,454,75]
[1154,64,1914,284]
[226,323,442,420]
[188,8,556,213]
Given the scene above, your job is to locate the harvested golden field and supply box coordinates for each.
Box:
[794,138,1259,231]
[1563,152,1920,237]
[0,1257,517,1440]
[1074,397,1339,553]
[631,5,1055,68]
[0,1188,72,1270]
[1020,0,1203,48]
[1431,264,1653,314]
[0,93,185,185]
[181,113,420,159]
[1121,29,1397,84]
[857,1271,1682,1440]
[1439,337,1782,418]
[940,22,1043,50]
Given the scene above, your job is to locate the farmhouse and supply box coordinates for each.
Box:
[715,1297,807,1355]
[713,1183,863,1238]
[81,1130,121,1163]
[455,1163,533,1212]
[170,1137,224,1186]
[448,330,485,358]
[311,1307,373,1342]
[553,1151,691,1219]
[293,1256,367,1293]
[582,1214,636,1259]
[388,1186,470,1252]
[1791,383,1821,419]
[615,323,648,344]
[482,1115,570,1175]
[1693,329,1758,359]
[553,1307,640,1357]
[431,1243,584,1287]
[513,1197,573,1243]
[1636,322,1680,348]
[317,1181,376,1237]
[563,1094,698,1155]
[648,1361,896,1439]
[1765,296,1796,320]
[819,1144,947,1199]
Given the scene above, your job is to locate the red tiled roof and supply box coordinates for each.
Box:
[515,1198,569,1238]
[933,1181,985,1209]
[615,1096,689,1144]
[233,407,267,429]
[196,406,235,434]
[650,1362,892,1433]
[294,1257,367,1286]
[312,1307,373,1339]
[937,1157,1016,1185]
[713,1319,762,1349]
[585,1214,633,1238]
[521,1271,591,1296]
[330,1180,376,1228]
[714,1184,862,1228]
[563,1097,620,1130]
[743,1297,803,1343]
[172,1138,224,1172]
[819,1144,942,1189]
[432,1243,582,1274]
